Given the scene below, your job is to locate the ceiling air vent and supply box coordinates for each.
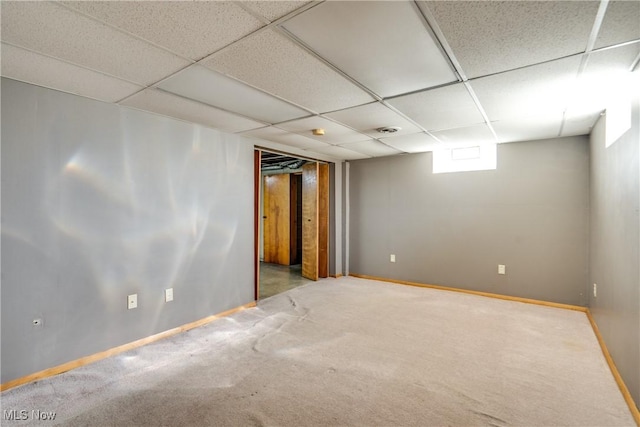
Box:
[376,126,402,134]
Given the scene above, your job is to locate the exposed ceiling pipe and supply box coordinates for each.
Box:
[261,159,308,171]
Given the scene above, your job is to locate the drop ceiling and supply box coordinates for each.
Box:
[2,1,639,162]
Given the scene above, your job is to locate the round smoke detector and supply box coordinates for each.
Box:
[376,126,402,134]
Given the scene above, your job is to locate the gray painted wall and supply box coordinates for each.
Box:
[590,90,640,406]
[349,137,590,305]
[1,78,255,383]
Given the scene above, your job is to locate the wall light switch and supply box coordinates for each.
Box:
[165,288,174,302]
[498,265,506,275]
[127,294,138,310]
[390,254,396,263]
[593,283,597,298]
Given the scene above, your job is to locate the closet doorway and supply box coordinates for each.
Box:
[255,150,329,300]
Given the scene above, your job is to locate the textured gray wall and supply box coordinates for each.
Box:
[349,137,590,305]
[590,92,640,406]
[1,79,255,384]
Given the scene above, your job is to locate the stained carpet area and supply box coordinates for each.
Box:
[1,276,635,426]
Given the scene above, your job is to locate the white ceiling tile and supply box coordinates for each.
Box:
[277,116,370,144]
[585,43,640,76]
[471,56,582,122]
[202,29,374,113]
[60,1,263,61]
[1,2,190,86]
[564,44,640,120]
[283,1,456,97]
[339,140,403,158]
[387,83,485,132]
[120,89,265,133]
[379,132,440,153]
[431,124,496,146]
[492,115,562,143]
[158,65,309,124]
[564,64,639,137]
[307,145,370,161]
[242,1,311,22]
[1,43,142,103]
[324,102,421,137]
[239,126,330,150]
[561,112,601,137]
[595,0,640,49]
[425,1,599,78]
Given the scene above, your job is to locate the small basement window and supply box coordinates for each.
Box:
[433,144,497,174]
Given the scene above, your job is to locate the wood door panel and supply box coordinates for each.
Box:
[263,174,290,265]
[302,163,318,281]
[318,163,329,278]
[290,174,301,264]
[254,151,260,301]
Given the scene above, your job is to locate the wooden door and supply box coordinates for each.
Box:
[263,174,290,265]
[302,162,329,280]
[289,174,302,265]
[318,163,329,278]
[302,163,318,280]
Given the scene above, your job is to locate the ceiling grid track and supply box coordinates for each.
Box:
[4,0,637,160]
[584,0,611,56]
[462,82,500,143]
[273,0,486,150]
[273,25,442,150]
[414,1,498,143]
[195,2,323,68]
[274,26,383,103]
[269,1,325,27]
[1,40,144,92]
[559,0,610,137]
[414,1,467,82]
[379,101,445,145]
[631,51,640,72]
[108,2,323,108]
[152,87,272,127]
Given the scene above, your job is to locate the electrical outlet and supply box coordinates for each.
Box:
[128,294,138,310]
[593,283,597,298]
[165,288,174,302]
[498,264,506,275]
[390,254,396,263]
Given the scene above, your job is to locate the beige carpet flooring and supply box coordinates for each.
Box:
[1,276,636,426]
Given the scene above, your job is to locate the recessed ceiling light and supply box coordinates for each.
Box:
[377,126,402,134]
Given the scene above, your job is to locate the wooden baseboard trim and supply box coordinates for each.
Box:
[0,301,257,393]
[332,274,343,278]
[586,310,640,425]
[350,274,587,312]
